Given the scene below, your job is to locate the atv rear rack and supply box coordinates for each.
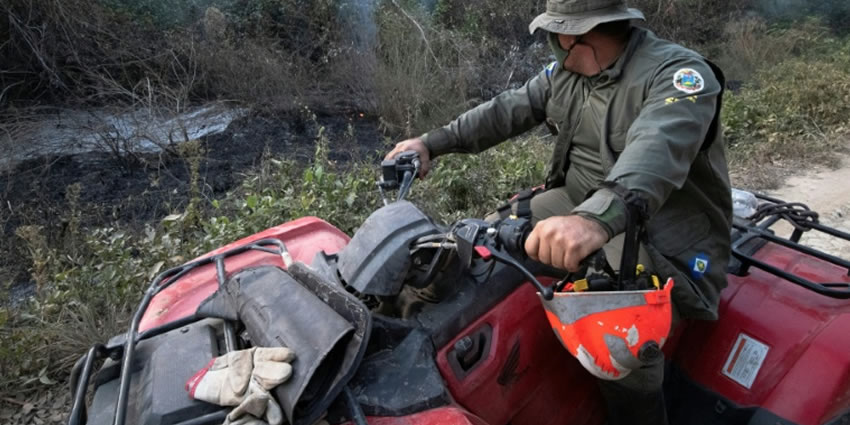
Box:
[68,239,369,425]
[730,193,850,299]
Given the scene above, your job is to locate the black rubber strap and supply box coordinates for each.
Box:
[598,181,648,220]
[496,187,545,220]
[596,182,650,290]
[496,202,513,220]
[514,188,536,218]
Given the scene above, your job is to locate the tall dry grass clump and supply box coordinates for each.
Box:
[629,0,753,47]
[0,0,340,111]
[371,2,478,136]
[723,22,850,187]
[716,17,831,81]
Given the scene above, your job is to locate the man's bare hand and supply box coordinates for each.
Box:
[524,215,608,272]
[385,138,431,178]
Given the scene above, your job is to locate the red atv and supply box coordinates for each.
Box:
[68,152,850,425]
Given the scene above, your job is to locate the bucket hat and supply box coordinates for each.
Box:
[529,0,645,35]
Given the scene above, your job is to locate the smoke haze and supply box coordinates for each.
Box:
[756,0,849,34]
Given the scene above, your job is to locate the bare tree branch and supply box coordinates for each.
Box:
[389,0,442,70]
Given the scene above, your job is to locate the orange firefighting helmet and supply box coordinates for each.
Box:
[539,279,674,380]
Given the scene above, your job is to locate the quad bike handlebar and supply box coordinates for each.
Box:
[378,150,421,204]
[377,152,555,299]
[375,151,656,300]
[450,217,555,300]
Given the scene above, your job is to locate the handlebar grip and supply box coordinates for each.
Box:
[497,217,531,257]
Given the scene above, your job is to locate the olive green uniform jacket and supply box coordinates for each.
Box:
[422,28,732,320]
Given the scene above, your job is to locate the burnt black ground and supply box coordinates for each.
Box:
[0,110,384,300]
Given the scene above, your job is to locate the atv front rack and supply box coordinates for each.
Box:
[68,239,369,425]
[730,193,850,299]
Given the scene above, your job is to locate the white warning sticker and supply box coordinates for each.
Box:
[722,334,770,389]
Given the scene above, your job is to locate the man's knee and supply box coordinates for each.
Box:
[484,186,576,226]
[530,186,575,223]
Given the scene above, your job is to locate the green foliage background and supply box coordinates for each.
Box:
[2,0,850,402]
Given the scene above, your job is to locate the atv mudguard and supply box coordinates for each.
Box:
[203,262,372,425]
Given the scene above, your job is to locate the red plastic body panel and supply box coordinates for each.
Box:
[341,407,488,425]
[674,242,850,425]
[436,280,605,425]
[138,217,350,332]
[134,213,850,425]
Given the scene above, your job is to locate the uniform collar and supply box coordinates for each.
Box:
[592,27,647,84]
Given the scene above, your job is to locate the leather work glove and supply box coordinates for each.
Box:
[223,379,284,425]
[186,347,295,425]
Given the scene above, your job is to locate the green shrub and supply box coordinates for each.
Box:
[413,133,551,222]
[723,37,850,186]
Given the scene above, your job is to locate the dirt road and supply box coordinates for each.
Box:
[765,155,850,259]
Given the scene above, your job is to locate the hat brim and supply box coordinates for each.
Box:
[529,6,645,35]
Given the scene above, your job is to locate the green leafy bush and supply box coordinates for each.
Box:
[413,134,550,222]
[0,129,552,391]
[723,36,850,186]
[3,0,850,405]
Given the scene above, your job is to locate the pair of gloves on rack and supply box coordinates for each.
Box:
[186,347,294,425]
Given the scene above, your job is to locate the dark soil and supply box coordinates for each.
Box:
[0,109,384,297]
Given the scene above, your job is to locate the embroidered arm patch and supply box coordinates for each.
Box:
[673,68,704,94]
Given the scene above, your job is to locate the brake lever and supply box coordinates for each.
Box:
[396,160,419,201]
[478,242,554,300]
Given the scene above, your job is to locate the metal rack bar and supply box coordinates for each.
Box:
[66,238,291,425]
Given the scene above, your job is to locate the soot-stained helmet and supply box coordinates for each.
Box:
[540,279,674,380]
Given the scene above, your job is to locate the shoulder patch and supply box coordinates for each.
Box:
[673,68,704,94]
[545,61,557,77]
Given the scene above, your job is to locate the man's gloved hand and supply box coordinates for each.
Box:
[186,347,295,425]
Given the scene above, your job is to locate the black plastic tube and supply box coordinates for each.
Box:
[68,345,104,425]
[172,409,228,425]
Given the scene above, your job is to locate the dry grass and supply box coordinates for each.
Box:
[724,31,850,188]
[630,0,753,48]
[371,4,478,136]
[716,17,830,82]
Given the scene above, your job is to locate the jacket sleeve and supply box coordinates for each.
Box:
[421,69,550,157]
[573,57,722,238]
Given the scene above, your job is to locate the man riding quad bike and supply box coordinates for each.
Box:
[68,0,850,423]
[68,150,850,425]
[386,0,730,422]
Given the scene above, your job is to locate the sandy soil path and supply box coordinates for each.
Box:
[765,155,850,259]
